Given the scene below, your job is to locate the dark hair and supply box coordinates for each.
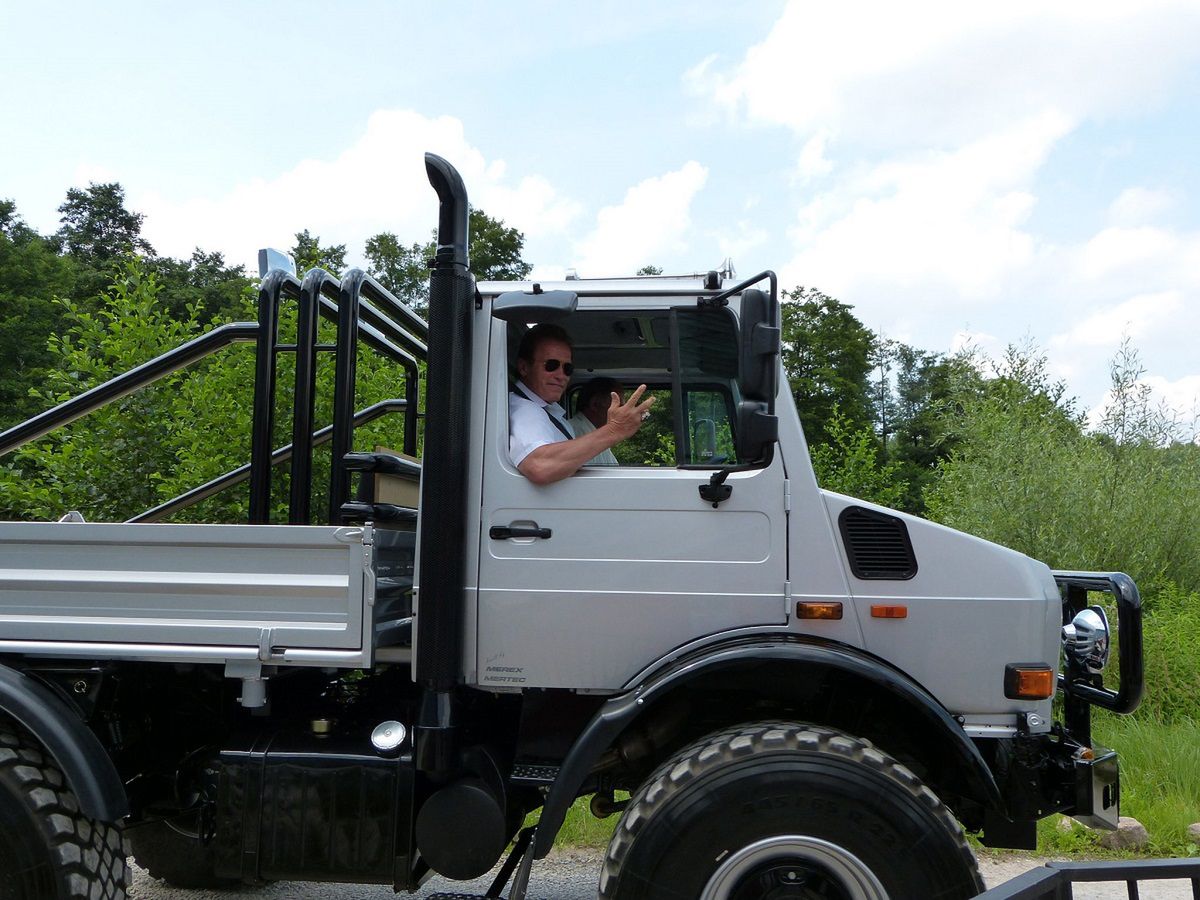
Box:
[517,323,573,362]
[577,377,622,411]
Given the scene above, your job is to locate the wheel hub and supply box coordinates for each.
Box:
[701,835,888,900]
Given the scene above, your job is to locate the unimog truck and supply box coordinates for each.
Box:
[0,154,1144,899]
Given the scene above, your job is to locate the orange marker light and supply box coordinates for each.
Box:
[870,605,908,619]
[796,601,843,620]
[1004,664,1055,700]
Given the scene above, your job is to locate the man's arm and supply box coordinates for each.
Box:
[518,386,654,485]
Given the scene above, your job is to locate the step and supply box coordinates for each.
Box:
[510,762,560,786]
[426,894,495,900]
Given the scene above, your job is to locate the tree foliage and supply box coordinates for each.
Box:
[0,201,80,428]
[290,229,348,275]
[925,343,1200,595]
[780,287,876,448]
[55,182,154,267]
[364,208,532,314]
[809,404,908,507]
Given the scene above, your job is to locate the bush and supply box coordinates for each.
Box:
[1139,583,1200,723]
[925,344,1200,597]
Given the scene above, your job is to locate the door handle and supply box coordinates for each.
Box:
[489,524,552,540]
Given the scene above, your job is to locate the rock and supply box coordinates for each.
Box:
[1056,816,1079,834]
[1187,822,1200,845]
[1097,816,1149,850]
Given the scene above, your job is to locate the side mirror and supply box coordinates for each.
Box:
[739,288,780,403]
[736,401,778,463]
[736,288,780,462]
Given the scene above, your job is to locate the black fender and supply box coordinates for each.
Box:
[533,633,1002,859]
[0,664,128,820]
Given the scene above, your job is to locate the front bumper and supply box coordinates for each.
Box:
[982,571,1142,846]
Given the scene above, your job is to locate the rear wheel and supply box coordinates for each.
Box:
[600,722,983,900]
[0,721,128,900]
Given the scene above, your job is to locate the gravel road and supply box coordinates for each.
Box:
[128,850,1197,899]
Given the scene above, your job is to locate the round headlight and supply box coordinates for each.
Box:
[1061,606,1111,675]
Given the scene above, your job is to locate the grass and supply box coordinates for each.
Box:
[553,796,620,849]
[1033,715,1200,858]
[551,719,1200,857]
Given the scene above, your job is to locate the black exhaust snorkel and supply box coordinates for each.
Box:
[414,153,474,774]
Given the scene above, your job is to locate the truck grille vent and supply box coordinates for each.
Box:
[838,506,918,580]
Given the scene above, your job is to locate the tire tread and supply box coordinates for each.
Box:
[0,720,129,899]
[599,721,982,899]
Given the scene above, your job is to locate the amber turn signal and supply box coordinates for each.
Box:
[870,605,908,619]
[796,601,843,620]
[1003,664,1055,700]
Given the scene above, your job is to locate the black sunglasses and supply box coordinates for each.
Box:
[543,358,575,376]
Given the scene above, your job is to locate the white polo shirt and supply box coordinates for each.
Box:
[509,381,575,467]
[567,412,619,466]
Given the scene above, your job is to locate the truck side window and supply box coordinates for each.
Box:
[507,306,745,470]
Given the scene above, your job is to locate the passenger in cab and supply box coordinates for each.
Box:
[568,377,623,466]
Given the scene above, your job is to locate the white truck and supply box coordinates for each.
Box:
[0,154,1144,900]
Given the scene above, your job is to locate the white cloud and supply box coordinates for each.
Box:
[793,132,834,184]
[1050,291,1182,349]
[949,329,999,357]
[782,113,1069,302]
[1087,373,1200,436]
[692,0,1200,148]
[134,109,581,273]
[72,163,118,186]
[571,162,708,277]
[1077,227,1180,280]
[1142,374,1200,424]
[1108,187,1174,226]
[688,0,1200,413]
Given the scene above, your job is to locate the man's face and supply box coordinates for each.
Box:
[519,338,572,404]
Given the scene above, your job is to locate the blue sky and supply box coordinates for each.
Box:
[3,1,1197,424]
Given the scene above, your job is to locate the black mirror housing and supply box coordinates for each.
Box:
[735,400,778,464]
[739,289,780,403]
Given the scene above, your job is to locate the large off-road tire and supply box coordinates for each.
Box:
[127,816,239,889]
[600,722,984,900]
[0,721,128,900]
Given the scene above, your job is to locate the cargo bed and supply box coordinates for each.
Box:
[0,521,374,669]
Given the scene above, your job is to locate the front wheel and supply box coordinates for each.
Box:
[600,722,983,900]
[0,721,129,900]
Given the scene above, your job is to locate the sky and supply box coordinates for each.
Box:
[2,1,1197,426]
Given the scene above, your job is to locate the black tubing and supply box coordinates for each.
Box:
[415,152,473,693]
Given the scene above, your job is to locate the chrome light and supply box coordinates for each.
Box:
[1062,606,1111,674]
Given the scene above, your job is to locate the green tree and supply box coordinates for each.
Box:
[291,229,348,275]
[150,249,253,323]
[363,232,428,308]
[364,208,532,314]
[55,183,153,266]
[0,252,413,524]
[0,257,198,520]
[780,286,876,448]
[809,404,908,507]
[636,265,663,275]
[925,342,1200,594]
[883,345,982,513]
[0,200,79,429]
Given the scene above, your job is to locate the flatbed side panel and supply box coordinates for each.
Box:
[0,522,369,655]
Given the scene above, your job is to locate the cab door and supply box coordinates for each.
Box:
[473,312,787,692]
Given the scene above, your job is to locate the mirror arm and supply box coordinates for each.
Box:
[700,270,778,308]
